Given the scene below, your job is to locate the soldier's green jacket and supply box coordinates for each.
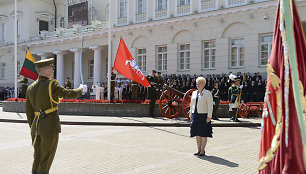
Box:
[26,76,82,135]
[228,84,241,104]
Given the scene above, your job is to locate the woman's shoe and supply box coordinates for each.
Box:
[194,152,200,155]
[198,151,205,156]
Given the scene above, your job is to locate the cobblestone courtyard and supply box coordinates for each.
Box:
[0,121,260,174]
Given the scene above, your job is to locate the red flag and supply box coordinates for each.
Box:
[258,0,306,173]
[114,38,150,87]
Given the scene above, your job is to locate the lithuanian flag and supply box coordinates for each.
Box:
[19,50,38,80]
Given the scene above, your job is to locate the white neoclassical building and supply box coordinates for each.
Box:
[0,0,305,88]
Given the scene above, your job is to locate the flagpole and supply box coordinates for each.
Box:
[107,0,112,101]
[14,0,17,98]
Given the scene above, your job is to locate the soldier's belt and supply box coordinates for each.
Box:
[34,106,58,117]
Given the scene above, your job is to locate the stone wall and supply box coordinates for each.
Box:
[2,101,230,118]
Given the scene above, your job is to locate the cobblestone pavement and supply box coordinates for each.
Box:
[0,121,260,174]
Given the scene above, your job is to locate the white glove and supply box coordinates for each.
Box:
[239,85,243,89]
[79,84,88,95]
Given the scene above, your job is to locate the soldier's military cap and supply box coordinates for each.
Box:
[152,70,156,73]
[34,58,54,67]
[157,71,161,74]
[20,77,28,83]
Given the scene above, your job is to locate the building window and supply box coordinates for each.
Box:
[157,0,167,10]
[203,40,216,69]
[1,23,6,44]
[17,19,21,40]
[136,0,146,14]
[154,0,168,19]
[178,0,190,6]
[119,0,128,18]
[59,17,65,28]
[230,38,244,68]
[137,48,146,72]
[179,43,190,70]
[157,45,167,71]
[1,63,5,80]
[135,0,147,23]
[260,34,273,66]
[117,0,128,25]
[89,59,94,79]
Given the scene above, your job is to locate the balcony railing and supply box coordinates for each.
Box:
[117,17,128,26]
[155,9,168,19]
[177,4,191,16]
[201,0,218,12]
[135,13,147,23]
[226,0,247,8]
[30,21,109,41]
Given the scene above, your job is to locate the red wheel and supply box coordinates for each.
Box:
[238,103,247,118]
[159,90,182,119]
[182,89,197,120]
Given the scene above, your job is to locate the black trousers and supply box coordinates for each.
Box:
[149,98,156,116]
[212,101,219,119]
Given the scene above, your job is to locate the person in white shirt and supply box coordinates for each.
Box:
[189,77,213,156]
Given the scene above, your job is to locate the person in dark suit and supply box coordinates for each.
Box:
[148,80,157,117]
[211,83,220,120]
[64,77,72,89]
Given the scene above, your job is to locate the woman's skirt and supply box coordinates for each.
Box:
[190,113,213,138]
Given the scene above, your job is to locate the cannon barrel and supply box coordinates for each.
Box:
[163,84,185,98]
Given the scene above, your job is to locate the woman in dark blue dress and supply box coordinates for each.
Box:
[189,77,213,156]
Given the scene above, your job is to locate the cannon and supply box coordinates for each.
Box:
[238,102,264,118]
[159,85,196,120]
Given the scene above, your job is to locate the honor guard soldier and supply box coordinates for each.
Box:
[228,73,242,122]
[148,80,157,117]
[156,71,163,98]
[64,77,72,89]
[26,58,87,174]
[21,77,28,98]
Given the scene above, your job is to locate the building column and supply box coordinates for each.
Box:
[70,48,81,88]
[89,46,102,86]
[53,50,67,86]
[37,52,51,60]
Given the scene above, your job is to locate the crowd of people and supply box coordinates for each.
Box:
[1,71,266,103]
[108,71,266,103]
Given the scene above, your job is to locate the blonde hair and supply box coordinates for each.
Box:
[196,77,206,85]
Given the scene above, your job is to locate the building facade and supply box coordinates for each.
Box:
[0,0,305,88]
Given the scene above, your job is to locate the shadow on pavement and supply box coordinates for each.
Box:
[198,155,239,167]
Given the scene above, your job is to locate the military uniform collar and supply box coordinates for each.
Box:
[38,76,50,80]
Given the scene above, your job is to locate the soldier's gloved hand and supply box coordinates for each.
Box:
[79,84,88,95]
[239,85,243,89]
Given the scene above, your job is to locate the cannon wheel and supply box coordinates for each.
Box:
[159,90,182,119]
[238,103,248,118]
[182,89,197,120]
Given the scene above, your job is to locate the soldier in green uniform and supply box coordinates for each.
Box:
[147,79,157,117]
[156,71,163,99]
[228,74,242,122]
[26,58,87,174]
[21,77,28,98]
[64,77,72,89]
